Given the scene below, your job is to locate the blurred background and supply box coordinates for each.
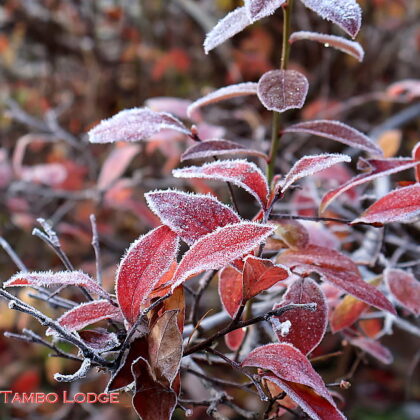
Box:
[0,0,419,419]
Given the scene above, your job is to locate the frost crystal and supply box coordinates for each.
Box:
[271,318,292,337]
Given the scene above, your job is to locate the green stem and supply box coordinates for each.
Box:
[266,0,294,185]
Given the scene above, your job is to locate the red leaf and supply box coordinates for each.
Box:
[78,329,120,352]
[276,245,396,314]
[132,357,177,420]
[272,278,327,354]
[46,300,123,335]
[330,294,368,333]
[170,222,274,291]
[242,343,345,419]
[385,268,420,316]
[245,0,286,22]
[290,31,364,61]
[5,270,107,298]
[257,70,309,113]
[187,83,258,118]
[97,144,140,190]
[181,139,267,161]
[284,120,382,156]
[145,190,240,245]
[116,225,179,325]
[280,154,351,193]
[225,328,246,351]
[218,266,243,318]
[204,7,250,54]
[173,159,269,209]
[242,256,290,301]
[352,184,420,225]
[300,0,361,38]
[88,108,191,144]
[320,157,420,212]
[350,337,393,365]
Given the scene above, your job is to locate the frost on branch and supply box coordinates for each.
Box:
[257,70,309,113]
[4,270,107,298]
[300,0,362,38]
[320,157,420,212]
[46,300,124,336]
[145,190,240,245]
[170,222,275,291]
[115,225,179,325]
[284,120,383,156]
[187,82,258,118]
[218,266,243,318]
[352,184,420,225]
[385,268,420,316]
[242,343,346,420]
[276,245,396,314]
[181,139,267,161]
[280,153,351,193]
[272,278,328,355]
[245,0,286,22]
[88,107,191,144]
[173,159,269,209]
[289,31,364,61]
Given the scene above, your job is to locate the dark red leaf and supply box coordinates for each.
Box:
[257,70,309,113]
[385,268,420,316]
[173,159,269,209]
[284,120,382,156]
[170,222,274,291]
[352,184,420,225]
[181,139,267,161]
[116,225,179,325]
[300,0,362,38]
[290,31,364,61]
[242,256,290,301]
[276,245,396,314]
[272,278,327,354]
[218,266,243,318]
[88,107,191,144]
[145,190,240,245]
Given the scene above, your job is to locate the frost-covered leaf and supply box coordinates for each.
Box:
[320,157,420,212]
[300,0,362,38]
[145,190,240,245]
[148,310,183,387]
[257,70,309,113]
[4,270,107,298]
[88,108,191,144]
[204,7,250,54]
[97,144,140,190]
[330,294,368,333]
[385,268,420,316]
[218,266,243,318]
[170,222,274,291]
[46,300,123,336]
[187,83,258,118]
[181,139,266,161]
[272,278,327,354]
[116,226,179,325]
[173,159,269,209]
[242,343,345,420]
[350,337,393,364]
[132,357,178,420]
[352,184,420,225]
[242,256,289,301]
[245,0,286,22]
[272,219,309,249]
[284,120,382,156]
[290,31,364,61]
[276,245,396,314]
[225,328,246,351]
[280,153,351,193]
[78,329,120,352]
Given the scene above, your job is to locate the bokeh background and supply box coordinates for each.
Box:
[0,1,419,419]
